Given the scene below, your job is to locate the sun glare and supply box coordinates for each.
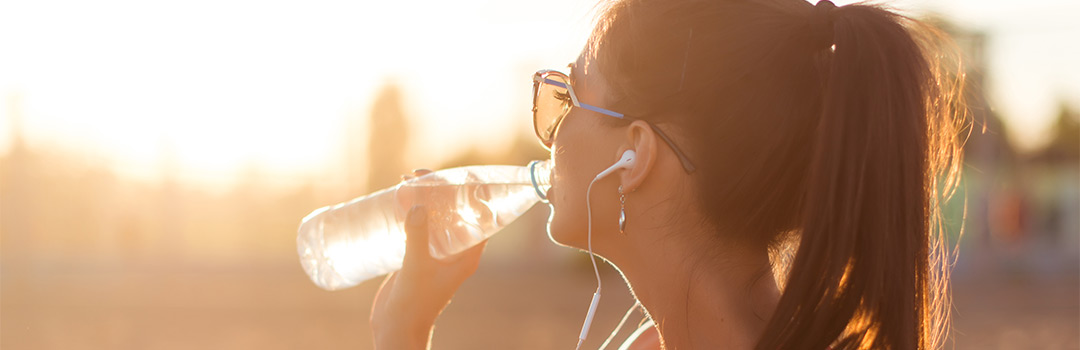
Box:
[1,0,1077,187]
[0,0,595,187]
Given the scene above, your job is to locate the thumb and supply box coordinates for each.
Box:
[404,205,431,261]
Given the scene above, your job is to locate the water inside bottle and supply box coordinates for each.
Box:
[297,181,541,290]
[395,181,541,258]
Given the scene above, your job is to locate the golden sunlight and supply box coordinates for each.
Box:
[2,0,1078,349]
[0,0,596,186]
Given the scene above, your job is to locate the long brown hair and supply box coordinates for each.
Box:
[588,0,966,348]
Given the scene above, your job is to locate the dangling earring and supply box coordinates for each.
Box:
[618,185,627,234]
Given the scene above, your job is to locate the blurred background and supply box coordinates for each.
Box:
[1,0,1077,349]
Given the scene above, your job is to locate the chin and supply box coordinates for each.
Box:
[545,204,588,250]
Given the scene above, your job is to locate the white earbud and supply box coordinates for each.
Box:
[593,150,636,181]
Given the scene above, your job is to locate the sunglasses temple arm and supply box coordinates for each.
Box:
[649,123,697,173]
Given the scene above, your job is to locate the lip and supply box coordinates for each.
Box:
[543,165,555,204]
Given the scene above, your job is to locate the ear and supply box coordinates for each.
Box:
[619,120,658,192]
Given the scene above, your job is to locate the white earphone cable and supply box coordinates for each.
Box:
[586,178,604,294]
[576,150,636,350]
[575,177,605,350]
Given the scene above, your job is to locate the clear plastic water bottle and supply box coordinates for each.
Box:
[297,160,552,291]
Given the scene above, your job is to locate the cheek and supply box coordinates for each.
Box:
[545,125,594,249]
[546,157,586,248]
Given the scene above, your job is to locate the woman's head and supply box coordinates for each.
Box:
[539,0,965,348]
[538,55,701,252]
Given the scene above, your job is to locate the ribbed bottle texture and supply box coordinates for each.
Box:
[297,161,551,291]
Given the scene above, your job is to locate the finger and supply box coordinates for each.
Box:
[373,272,398,306]
[377,271,398,294]
[403,205,431,262]
[461,239,489,265]
[371,272,398,319]
[412,168,433,177]
[447,240,489,280]
[443,239,489,266]
[468,238,489,255]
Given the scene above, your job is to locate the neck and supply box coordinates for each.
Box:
[613,226,780,350]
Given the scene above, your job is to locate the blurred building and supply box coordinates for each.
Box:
[932,18,1080,275]
[1025,105,1080,264]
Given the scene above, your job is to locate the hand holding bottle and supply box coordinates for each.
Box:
[371,170,490,350]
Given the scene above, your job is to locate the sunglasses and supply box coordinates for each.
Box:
[531,69,696,173]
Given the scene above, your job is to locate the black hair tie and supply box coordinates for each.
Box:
[811,0,837,50]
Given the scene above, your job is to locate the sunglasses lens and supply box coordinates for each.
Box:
[533,73,572,147]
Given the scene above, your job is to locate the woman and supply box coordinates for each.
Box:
[371,0,965,348]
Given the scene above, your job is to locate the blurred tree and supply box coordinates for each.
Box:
[1033,103,1080,163]
[363,81,411,192]
[1,93,32,259]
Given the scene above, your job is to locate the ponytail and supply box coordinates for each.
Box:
[757,3,963,349]
[588,0,966,348]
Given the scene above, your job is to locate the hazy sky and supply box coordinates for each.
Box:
[1,0,1077,186]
